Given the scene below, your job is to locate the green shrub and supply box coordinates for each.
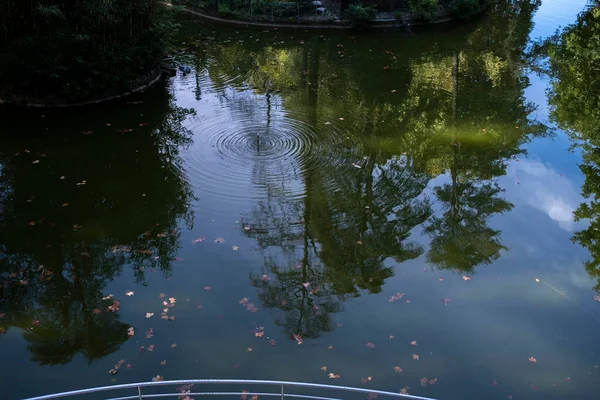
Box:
[448,0,486,19]
[217,2,234,18]
[345,4,377,29]
[0,0,178,103]
[407,0,439,21]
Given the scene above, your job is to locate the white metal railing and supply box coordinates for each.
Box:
[24,379,438,400]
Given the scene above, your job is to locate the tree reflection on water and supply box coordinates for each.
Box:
[0,85,195,363]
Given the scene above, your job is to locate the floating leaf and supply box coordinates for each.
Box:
[152,375,164,382]
[146,313,154,319]
[535,278,540,283]
[400,387,409,395]
[366,342,375,349]
[388,292,404,303]
[160,360,167,365]
[412,354,419,360]
[328,373,340,379]
[148,345,155,352]
[126,291,134,296]
[109,368,118,375]
[127,327,135,337]
[192,236,206,244]
[321,366,327,371]
[169,297,177,304]
[389,335,394,340]
[293,334,303,345]
[420,377,428,387]
[269,339,276,346]
[328,345,333,350]
[205,286,212,291]
[528,357,537,363]
[107,300,120,312]
[393,366,403,374]
[247,347,253,352]
[410,341,417,346]
[215,237,225,243]
[232,246,239,251]
[593,295,600,302]
[302,282,310,288]
[462,276,471,281]
[441,298,451,305]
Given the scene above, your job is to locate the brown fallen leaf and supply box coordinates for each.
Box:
[127,327,135,337]
[366,342,375,349]
[412,354,419,360]
[388,292,404,303]
[328,373,340,379]
[192,236,206,244]
[109,368,118,375]
[400,387,410,395]
[321,366,327,371]
[410,341,417,346]
[148,345,155,352]
[420,377,428,387]
[393,366,403,374]
[293,334,303,345]
[152,375,164,382]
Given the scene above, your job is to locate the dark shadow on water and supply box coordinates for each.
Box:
[0,83,196,364]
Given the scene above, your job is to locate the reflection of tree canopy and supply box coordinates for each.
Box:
[0,85,195,363]
[186,0,545,338]
[541,3,600,290]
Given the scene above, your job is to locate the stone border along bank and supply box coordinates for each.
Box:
[0,69,163,108]
[169,3,460,30]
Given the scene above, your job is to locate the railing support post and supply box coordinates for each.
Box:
[280,384,284,399]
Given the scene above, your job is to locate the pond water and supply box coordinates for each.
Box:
[1,1,600,399]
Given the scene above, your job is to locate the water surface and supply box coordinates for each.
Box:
[1,1,600,399]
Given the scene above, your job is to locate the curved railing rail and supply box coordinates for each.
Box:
[24,379,438,400]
